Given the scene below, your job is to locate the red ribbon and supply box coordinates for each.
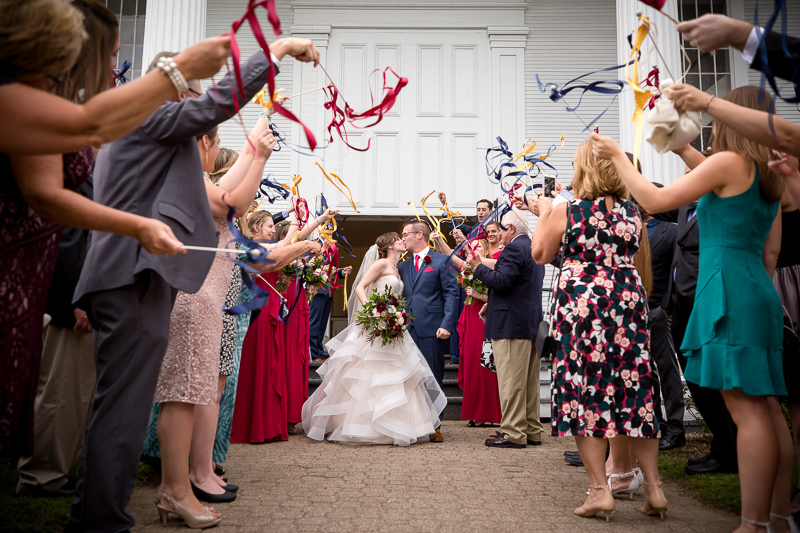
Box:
[641,66,661,110]
[638,0,666,9]
[226,1,317,150]
[322,67,408,151]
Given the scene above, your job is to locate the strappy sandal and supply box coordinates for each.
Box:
[740,516,770,531]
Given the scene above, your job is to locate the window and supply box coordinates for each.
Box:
[104,0,147,80]
[678,0,731,152]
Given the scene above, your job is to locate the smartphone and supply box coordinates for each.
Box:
[543,175,556,197]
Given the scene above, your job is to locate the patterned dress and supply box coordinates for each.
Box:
[550,196,660,439]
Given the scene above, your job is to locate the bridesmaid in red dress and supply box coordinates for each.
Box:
[284,272,310,435]
[231,212,289,443]
[455,239,502,425]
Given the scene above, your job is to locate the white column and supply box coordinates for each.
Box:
[141,0,207,77]
[615,0,685,183]
[488,26,529,199]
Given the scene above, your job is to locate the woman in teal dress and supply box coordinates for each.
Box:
[592,86,792,533]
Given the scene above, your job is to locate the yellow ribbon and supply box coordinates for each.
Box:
[342,273,349,311]
[511,134,565,174]
[314,162,360,213]
[252,87,285,108]
[625,16,656,171]
[407,201,422,221]
[420,191,443,249]
[512,139,537,164]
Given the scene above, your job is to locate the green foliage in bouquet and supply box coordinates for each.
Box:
[354,285,412,347]
[457,264,487,305]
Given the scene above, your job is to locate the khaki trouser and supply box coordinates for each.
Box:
[491,338,543,445]
[17,325,95,492]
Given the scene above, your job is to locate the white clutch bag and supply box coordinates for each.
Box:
[645,78,702,154]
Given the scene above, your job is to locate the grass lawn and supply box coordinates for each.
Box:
[0,456,159,533]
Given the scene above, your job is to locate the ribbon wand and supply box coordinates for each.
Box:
[318,63,352,109]
[637,0,680,25]
[184,245,251,256]
[558,94,593,131]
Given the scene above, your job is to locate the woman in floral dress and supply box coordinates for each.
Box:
[526,139,666,522]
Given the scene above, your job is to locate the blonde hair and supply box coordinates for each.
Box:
[209,148,239,184]
[571,139,628,201]
[0,0,87,82]
[712,86,784,203]
[247,210,272,237]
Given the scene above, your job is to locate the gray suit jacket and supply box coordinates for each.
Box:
[75,51,279,300]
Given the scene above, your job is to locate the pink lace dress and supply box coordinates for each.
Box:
[154,215,234,404]
[0,149,94,454]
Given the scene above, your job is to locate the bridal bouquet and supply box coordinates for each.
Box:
[302,256,333,302]
[276,263,299,294]
[355,286,411,347]
[457,264,486,305]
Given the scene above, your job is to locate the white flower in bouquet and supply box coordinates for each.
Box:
[378,320,387,330]
[372,309,380,317]
[397,317,404,325]
[386,305,396,315]
[395,311,401,318]
[321,273,329,282]
[467,274,473,281]
[313,268,322,276]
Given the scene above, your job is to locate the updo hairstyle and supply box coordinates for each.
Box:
[376,232,400,259]
[247,210,272,236]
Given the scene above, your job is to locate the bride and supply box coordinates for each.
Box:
[301,232,446,446]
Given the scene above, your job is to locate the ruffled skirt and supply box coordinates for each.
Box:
[301,323,446,446]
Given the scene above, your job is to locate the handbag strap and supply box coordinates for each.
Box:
[546,203,572,334]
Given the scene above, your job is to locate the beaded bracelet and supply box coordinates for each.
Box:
[703,95,715,112]
[155,57,188,95]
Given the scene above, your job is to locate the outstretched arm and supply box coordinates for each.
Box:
[259,240,321,272]
[11,154,185,255]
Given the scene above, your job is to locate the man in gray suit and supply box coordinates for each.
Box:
[67,39,320,533]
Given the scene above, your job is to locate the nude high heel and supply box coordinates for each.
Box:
[641,481,668,520]
[771,513,800,533]
[574,485,615,522]
[741,516,771,532]
[155,493,221,529]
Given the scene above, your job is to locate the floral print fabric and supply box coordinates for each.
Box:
[550,196,660,439]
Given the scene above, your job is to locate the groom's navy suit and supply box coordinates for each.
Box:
[398,249,459,387]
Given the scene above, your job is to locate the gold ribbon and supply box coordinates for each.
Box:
[420,191,443,249]
[511,134,565,174]
[625,16,656,171]
[342,273,349,311]
[252,87,285,108]
[314,162,360,213]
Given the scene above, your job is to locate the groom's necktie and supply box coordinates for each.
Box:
[415,255,420,272]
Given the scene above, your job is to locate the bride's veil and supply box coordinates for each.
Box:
[347,244,379,324]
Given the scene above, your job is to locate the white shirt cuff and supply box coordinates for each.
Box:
[741,26,765,65]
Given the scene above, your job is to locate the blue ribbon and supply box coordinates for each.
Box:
[535,54,638,131]
[448,202,511,260]
[255,173,290,203]
[113,60,131,86]
[315,193,355,256]
[755,0,800,136]
[268,121,330,159]
[222,205,275,315]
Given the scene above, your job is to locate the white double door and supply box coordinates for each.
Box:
[319,30,492,216]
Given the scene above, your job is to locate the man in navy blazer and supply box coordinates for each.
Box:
[469,210,545,448]
[399,220,459,441]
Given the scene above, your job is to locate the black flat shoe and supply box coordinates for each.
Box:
[564,450,580,457]
[564,454,584,467]
[687,453,712,466]
[684,457,738,475]
[213,463,225,476]
[526,440,543,446]
[190,481,237,503]
[223,483,239,493]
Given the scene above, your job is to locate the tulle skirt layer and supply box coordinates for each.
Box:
[301,323,446,446]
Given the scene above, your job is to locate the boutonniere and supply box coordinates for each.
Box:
[423,256,432,265]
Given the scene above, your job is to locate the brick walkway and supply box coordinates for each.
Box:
[129,421,739,532]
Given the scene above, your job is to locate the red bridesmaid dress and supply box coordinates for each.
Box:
[284,277,310,426]
[231,272,288,442]
[457,298,502,424]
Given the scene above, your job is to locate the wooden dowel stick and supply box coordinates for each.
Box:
[286,86,326,99]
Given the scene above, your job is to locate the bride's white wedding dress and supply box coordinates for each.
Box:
[301,274,446,446]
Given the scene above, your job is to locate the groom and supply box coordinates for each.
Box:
[399,221,459,441]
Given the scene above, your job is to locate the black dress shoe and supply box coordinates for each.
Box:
[564,454,584,467]
[684,457,738,475]
[213,463,225,476]
[191,481,237,503]
[222,483,239,493]
[687,453,713,466]
[564,450,580,457]
[527,440,543,446]
[484,433,526,448]
[658,433,686,451]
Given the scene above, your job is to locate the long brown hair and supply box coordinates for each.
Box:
[376,232,400,258]
[711,86,784,203]
[571,139,628,201]
[209,148,239,184]
[57,0,118,102]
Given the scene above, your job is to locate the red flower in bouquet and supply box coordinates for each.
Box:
[354,285,413,347]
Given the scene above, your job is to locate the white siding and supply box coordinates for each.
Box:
[206,0,296,213]
[742,1,800,123]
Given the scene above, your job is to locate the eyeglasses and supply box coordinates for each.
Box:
[402,231,421,238]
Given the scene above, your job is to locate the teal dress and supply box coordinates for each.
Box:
[681,166,786,397]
